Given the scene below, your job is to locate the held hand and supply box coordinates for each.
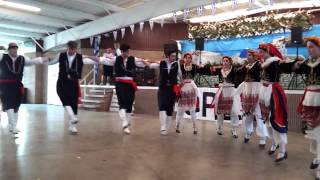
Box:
[42,56,50,63]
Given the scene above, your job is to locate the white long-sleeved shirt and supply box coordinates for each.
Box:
[49,52,98,66]
[99,56,147,68]
[0,53,45,69]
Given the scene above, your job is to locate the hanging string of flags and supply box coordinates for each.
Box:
[98,0,275,41]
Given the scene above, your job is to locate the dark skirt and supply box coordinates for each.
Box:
[158,86,176,116]
[115,82,135,113]
[56,78,79,114]
[0,82,23,111]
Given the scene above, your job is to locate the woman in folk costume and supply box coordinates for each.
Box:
[175,53,212,134]
[0,43,49,135]
[258,43,288,162]
[236,50,269,147]
[211,56,243,139]
[49,41,99,135]
[283,36,320,179]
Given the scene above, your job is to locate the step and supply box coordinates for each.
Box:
[89,89,106,93]
[79,104,99,109]
[85,94,105,98]
[81,99,103,104]
[109,107,119,112]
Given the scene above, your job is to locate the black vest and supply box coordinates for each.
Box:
[181,64,197,80]
[114,56,136,78]
[159,60,178,87]
[297,60,320,86]
[261,61,281,82]
[244,62,261,82]
[0,54,25,81]
[58,52,83,81]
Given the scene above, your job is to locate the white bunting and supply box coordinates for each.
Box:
[130,24,135,35]
[268,0,273,5]
[90,37,94,46]
[232,0,237,10]
[249,0,254,9]
[149,19,154,31]
[121,28,126,39]
[173,12,177,23]
[160,17,165,28]
[113,31,117,40]
[197,6,203,16]
[183,9,189,21]
[139,22,144,32]
[211,1,216,15]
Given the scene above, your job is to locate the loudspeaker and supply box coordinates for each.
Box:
[163,43,178,56]
[291,26,303,44]
[195,38,204,51]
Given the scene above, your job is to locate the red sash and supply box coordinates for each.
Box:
[116,79,138,91]
[0,79,25,95]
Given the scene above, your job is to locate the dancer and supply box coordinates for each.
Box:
[284,36,320,179]
[158,50,180,136]
[0,43,48,135]
[237,50,269,147]
[90,44,151,134]
[211,56,243,138]
[175,53,212,134]
[48,41,99,135]
[258,43,288,162]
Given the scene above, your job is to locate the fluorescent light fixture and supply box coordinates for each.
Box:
[0,0,41,12]
[151,11,183,20]
[190,0,319,23]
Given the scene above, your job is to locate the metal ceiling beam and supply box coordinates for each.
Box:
[70,0,124,12]
[10,0,99,21]
[0,27,45,39]
[0,20,60,33]
[43,0,213,50]
[0,7,77,27]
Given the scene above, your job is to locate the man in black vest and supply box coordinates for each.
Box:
[114,44,149,134]
[49,41,98,135]
[158,50,179,136]
[0,43,48,135]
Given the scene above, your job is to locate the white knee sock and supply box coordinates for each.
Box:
[119,109,128,128]
[159,111,167,131]
[176,110,185,129]
[244,114,254,136]
[65,106,77,123]
[217,114,224,131]
[6,109,14,130]
[190,110,197,129]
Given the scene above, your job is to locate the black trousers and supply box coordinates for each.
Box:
[0,82,22,111]
[158,86,176,116]
[115,82,135,113]
[103,65,114,77]
[57,78,79,115]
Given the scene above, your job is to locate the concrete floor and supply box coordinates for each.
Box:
[0,105,314,180]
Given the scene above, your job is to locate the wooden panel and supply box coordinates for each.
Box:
[286,94,304,132]
[81,23,188,51]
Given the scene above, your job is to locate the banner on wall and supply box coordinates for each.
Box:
[179,87,218,121]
